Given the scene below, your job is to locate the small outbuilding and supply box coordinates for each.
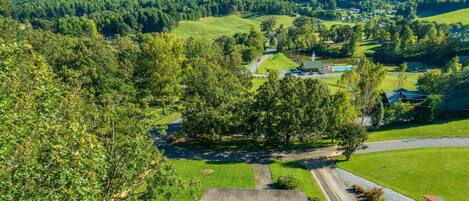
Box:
[299,61,331,73]
[200,189,309,201]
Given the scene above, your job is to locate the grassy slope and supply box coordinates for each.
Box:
[368,118,469,142]
[421,8,469,24]
[257,53,298,74]
[270,161,325,200]
[321,20,355,28]
[337,148,469,201]
[320,73,419,93]
[172,14,296,39]
[171,160,255,200]
[173,14,357,39]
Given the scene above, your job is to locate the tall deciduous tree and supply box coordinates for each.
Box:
[139,33,185,114]
[396,62,408,89]
[337,123,368,161]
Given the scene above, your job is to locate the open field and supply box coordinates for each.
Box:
[321,20,355,28]
[319,73,418,92]
[355,41,381,57]
[368,118,469,142]
[337,148,469,201]
[257,53,298,74]
[270,161,324,200]
[173,14,359,39]
[172,14,295,39]
[420,8,469,24]
[172,160,255,200]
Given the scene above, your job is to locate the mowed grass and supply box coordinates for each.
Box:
[355,41,381,57]
[319,73,419,93]
[337,148,469,201]
[420,8,469,24]
[368,118,469,142]
[257,53,298,74]
[173,14,296,39]
[321,20,355,28]
[173,14,358,39]
[270,161,325,200]
[171,160,255,200]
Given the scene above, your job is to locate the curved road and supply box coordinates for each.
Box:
[309,137,469,201]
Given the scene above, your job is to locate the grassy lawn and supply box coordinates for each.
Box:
[321,20,356,28]
[172,14,296,39]
[173,14,359,39]
[420,8,469,24]
[368,118,469,142]
[155,111,181,125]
[337,148,469,201]
[319,73,419,93]
[251,77,268,92]
[172,160,255,200]
[355,41,381,57]
[270,161,325,200]
[257,53,298,74]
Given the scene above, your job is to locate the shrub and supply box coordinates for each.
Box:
[364,187,385,201]
[276,176,298,190]
[351,184,367,194]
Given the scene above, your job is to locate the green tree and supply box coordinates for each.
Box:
[337,123,368,161]
[353,57,387,125]
[396,62,408,89]
[139,33,184,114]
[417,69,442,94]
[371,97,384,128]
[446,56,462,73]
[261,17,277,33]
[327,90,359,142]
[0,0,12,17]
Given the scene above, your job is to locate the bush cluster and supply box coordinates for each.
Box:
[351,184,385,201]
[276,176,299,190]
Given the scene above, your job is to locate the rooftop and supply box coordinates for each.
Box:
[199,189,309,201]
[301,61,329,69]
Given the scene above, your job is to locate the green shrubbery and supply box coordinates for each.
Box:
[351,185,385,201]
[276,176,299,190]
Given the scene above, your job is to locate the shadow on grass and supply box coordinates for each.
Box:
[279,161,307,170]
[368,117,467,133]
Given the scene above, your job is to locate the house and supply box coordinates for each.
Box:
[423,195,445,201]
[200,189,309,201]
[381,88,428,105]
[299,61,331,73]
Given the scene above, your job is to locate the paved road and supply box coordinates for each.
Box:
[336,168,414,201]
[156,136,469,201]
[359,137,469,154]
[251,164,275,189]
[249,53,274,73]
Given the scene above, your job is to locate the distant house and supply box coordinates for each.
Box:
[299,61,331,73]
[459,55,469,66]
[381,88,428,105]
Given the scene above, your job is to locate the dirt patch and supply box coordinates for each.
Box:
[202,168,216,174]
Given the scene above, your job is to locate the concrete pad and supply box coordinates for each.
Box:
[199,189,308,201]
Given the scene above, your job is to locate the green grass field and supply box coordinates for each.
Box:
[257,53,298,74]
[270,161,324,200]
[368,118,469,142]
[320,73,419,93]
[420,8,469,24]
[172,14,296,39]
[321,20,356,28]
[173,14,358,39]
[355,41,381,57]
[337,148,469,201]
[171,160,255,200]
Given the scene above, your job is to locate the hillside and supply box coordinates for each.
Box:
[420,8,469,24]
[172,14,296,39]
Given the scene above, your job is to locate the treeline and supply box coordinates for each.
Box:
[417,0,469,13]
[6,0,300,36]
[370,17,467,66]
[0,17,266,200]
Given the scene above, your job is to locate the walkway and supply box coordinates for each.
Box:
[359,137,469,154]
[251,164,275,189]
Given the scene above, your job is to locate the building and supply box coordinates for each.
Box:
[200,189,309,201]
[381,88,428,105]
[299,61,331,73]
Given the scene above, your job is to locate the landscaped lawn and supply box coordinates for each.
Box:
[420,8,469,24]
[355,41,381,57]
[320,20,356,28]
[257,53,298,74]
[171,160,255,200]
[337,148,469,201]
[270,161,325,200]
[368,118,469,142]
[319,73,419,93]
[251,77,268,92]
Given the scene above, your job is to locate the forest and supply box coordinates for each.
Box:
[1,0,469,200]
